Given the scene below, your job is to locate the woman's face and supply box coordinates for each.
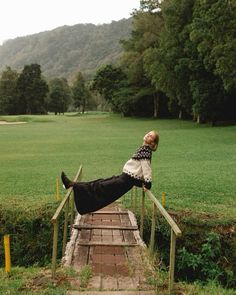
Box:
[143,131,156,145]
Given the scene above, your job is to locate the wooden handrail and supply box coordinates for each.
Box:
[51,166,82,223]
[146,190,181,237]
[51,166,82,278]
[131,188,182,294]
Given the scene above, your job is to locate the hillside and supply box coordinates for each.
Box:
[0,18,132,80]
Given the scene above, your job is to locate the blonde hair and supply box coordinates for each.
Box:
[150,130,159,151]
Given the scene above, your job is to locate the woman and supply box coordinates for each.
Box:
[61,130,159,215]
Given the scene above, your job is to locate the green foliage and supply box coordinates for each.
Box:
[0,66,19,115]
[177,232,222,282]
[79,265,92,289]
[0,266,70,295]
[48,78,71,114]
[120,6,164,117]
[17,64,49,114]
[0,200,62,266]
[72,72,91,113]
[91,64,126,104]
[190,0,236,92]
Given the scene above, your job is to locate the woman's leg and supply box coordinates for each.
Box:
[72,173,135,215]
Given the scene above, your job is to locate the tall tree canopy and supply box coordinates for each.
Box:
[0,66,19,114]
[133,0,236,122]
[119,1,166,117]
[91,64,127,113]
[48,78,71,115]
[72,72,91,113]
[17,64,49,114]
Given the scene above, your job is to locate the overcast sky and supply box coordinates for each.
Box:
[0,0,140,45]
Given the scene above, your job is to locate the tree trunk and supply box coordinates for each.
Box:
[179,110,182,119]
[197,114,201,123]
[153,93,159,118]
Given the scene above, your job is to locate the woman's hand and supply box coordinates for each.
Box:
[142,185,148,192]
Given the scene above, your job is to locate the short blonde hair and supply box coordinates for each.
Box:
[150,130,159,151]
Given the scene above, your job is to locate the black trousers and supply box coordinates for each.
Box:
[73,173,142,215]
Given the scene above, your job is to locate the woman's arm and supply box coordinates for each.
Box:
[140,159,152,189]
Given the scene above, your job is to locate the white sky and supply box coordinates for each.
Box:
[0,0,140,45]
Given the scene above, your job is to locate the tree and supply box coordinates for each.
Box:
[17,64,49,114]
[146,0,236,122]
[0,66,19,114]
[48,78,71,115]
[91,65,126,112]
[71,72,91,113]
[189,0,236,122]
[120,1,167,117]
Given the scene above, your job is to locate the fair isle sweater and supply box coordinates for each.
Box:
[123,145,152,189]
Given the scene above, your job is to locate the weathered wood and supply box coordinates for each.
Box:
[51,166,82,278]
[146,190,181,237]
[149,203,156,255]
[169,229,176,293]
[140,190,145,239]
[51,220,59,278]
[77,241,137,246]
[62,200,69,255]
[62,214,81,266]
[91,211,129,215]
[128,210,146,248]
[51,166,82,223]
[68,291,156,295]
[74,224,138,230]
[70,194,75,232]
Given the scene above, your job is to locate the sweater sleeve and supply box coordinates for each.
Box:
[140,159,152,189]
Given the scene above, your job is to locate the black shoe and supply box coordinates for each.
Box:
[61,171,74,189]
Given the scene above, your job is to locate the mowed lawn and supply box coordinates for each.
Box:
[0,113,235,222]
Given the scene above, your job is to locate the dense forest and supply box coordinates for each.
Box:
[0,18,132,80]
[0,0,235,123]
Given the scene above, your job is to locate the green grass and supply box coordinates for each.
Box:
[0,266,235,295]
[0,113,235,222]
[0,266,73,295]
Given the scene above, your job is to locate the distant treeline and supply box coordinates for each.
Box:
[0,64,97,115]
[0,0,235,123]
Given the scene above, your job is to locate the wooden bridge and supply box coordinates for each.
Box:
[51,167,182,295]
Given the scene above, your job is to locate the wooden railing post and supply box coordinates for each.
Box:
[134,189,181,294]
[52,220,59,278]
[62,200,69,255]
[140,189,145,239]
[4,234,11,275]
[51,166,82,278]
[149,202,156,255]
[169,229,176,294]
[70,194,75,232]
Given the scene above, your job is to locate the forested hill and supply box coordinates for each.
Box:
[0,18,132,80]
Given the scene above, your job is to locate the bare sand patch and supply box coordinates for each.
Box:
[0,120,27,125]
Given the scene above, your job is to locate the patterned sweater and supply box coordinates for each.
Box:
[123,145,152,189]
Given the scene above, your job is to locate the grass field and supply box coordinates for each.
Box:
[0,113,236,222]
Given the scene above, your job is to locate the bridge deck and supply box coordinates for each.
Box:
[64,203,156,294]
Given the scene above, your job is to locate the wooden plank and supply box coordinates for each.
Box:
[73,224,138,230]
[77,241,137,247]
[91,211,129,215]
